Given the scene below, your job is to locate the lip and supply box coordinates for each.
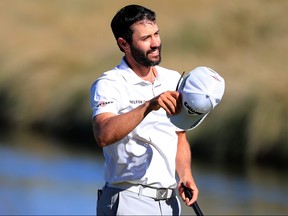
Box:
[148,49,159,56]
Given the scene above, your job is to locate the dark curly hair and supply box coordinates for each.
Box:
[111,5,156,52]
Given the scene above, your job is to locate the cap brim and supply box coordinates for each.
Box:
[169,110,209,131]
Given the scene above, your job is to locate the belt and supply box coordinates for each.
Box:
[107,182,175,200]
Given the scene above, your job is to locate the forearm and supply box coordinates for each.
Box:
[93,101,152,147]
[93,90,180,147]
[176,131,193,181]
[176,131,199,205]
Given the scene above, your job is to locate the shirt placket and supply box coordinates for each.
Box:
[152,81,162,97]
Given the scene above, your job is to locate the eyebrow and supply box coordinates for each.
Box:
[140,29,160,40]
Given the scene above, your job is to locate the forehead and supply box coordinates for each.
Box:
[131,20,159,36]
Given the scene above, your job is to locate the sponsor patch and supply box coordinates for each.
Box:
[96,101,113,107]
[129,100,146,104]
[184,101,203,115]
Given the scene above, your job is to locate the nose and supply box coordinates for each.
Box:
[151,35,161,48]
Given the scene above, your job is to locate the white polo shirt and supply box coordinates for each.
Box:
[90,58,181,188]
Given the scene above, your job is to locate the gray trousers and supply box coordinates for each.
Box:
[97,186,181,215]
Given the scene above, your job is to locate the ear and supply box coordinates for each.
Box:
[118,37,129,51]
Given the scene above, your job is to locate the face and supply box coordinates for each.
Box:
[129,21,162,67]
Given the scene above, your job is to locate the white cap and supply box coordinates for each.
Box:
[170,66,225,130]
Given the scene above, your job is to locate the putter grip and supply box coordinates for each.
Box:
[181,183,204,216]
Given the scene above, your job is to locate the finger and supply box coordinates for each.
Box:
[169,91,181,113]
[188,189,199,206]
[181,182,199,206]
[163,92,180,114]
[188,196,197,206]
[178,187,186,201]
[185,198,191,206]
[178,184,188,202]
[158,97,176,115]
[169,90,180,98]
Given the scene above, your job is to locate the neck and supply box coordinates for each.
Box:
[124,57,156,83]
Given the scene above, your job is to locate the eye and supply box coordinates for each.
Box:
[155,30,160,36]
[142,36,150,41]
[140,35,150,41]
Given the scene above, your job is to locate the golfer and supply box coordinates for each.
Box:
[90,4,198,215]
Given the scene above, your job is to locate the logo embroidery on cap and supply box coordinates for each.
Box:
[210,74,221,82]
[184,101,203,115]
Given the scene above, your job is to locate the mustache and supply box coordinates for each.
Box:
[147,43,162,54]
[147,46,161,54]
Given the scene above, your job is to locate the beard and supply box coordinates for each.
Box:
[130,43,162,67]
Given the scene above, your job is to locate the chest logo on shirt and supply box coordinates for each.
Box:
[129,100,146,105]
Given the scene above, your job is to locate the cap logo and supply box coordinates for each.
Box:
[184,101,203,115]
[210,74,221,82]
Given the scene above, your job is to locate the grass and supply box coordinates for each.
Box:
[0,0,288,168]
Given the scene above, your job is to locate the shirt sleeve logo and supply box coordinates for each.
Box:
[96,101,114,107]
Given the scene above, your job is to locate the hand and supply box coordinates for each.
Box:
[178,180,199,206]
[149,91,181,115]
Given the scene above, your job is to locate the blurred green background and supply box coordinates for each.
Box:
[1,0,287,167]
[0,0,288,215]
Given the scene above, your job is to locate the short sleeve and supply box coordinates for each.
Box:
[90,78,120,118]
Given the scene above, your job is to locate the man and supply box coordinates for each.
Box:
[90,4,198,215]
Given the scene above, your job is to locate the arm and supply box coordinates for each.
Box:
[176,131,199,206]
[92,91,180,147]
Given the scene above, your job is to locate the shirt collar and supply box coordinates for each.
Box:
[117,57,164,85]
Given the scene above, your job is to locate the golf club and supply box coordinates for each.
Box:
[181,182,204,216]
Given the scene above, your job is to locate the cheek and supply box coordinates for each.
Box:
[138,42,148,50]
[132,41,150,53]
